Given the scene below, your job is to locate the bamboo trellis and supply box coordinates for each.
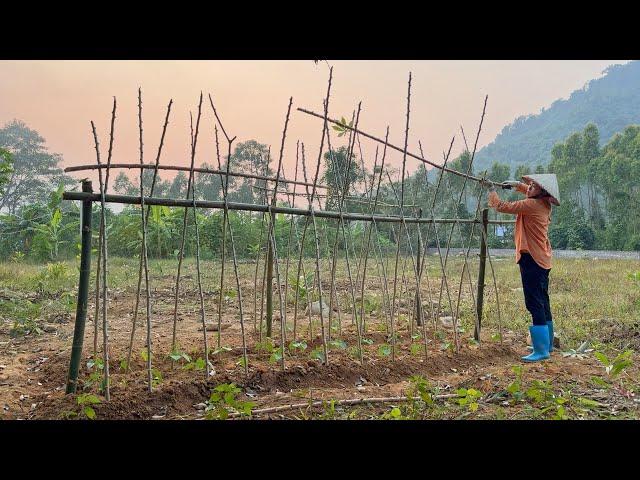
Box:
[64,70,516,398]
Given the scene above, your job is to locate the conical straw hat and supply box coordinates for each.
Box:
[522,174,560,206]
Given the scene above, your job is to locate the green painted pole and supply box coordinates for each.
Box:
[66,180,93,394]
[474,208,488,342]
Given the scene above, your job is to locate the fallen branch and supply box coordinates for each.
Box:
[227,393,461,418]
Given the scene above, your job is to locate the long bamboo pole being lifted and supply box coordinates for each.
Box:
[297,107,504,187]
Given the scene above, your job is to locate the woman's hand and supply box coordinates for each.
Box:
[488,190,500,208]
[501,180,521,190]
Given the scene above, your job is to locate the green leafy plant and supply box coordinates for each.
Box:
[310,346,325,363]
[85,357,106,392]
[455,388,482,412]
[524,379,554,403]
[205,383,255,420]
[289,272,313,303]
[269,350,283,364]
[320,399,339,419]
[211,346,232,356]
[223,289,237,302]
[507,365,524,402]
[439,341,454,352]
[169,350,192,364]
[380,406,407,420]
[151,368,163,388]
[5,298,42,337]
[331,116,354,137]
[32,262,72,293]
[76,393,101,420]
[406,376,438,417]
[288,340,308,353]
[357,294,381,315]
[377,344,391,357]
[347,346,362,359]
[329,339,347,350]
[255,337,275,354]
[184,357,206,371]
[594,350,633,377]
[140,348,149,362]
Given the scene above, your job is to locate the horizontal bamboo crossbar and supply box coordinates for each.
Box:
[64,163,329,190]
[63,191,515,225]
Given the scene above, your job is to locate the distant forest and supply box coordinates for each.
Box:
[474,61,640,173]
[2,108,639,263]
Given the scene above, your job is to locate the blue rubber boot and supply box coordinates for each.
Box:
[521,325,550,362]
[526,321,555,352]
[547,321,554,353]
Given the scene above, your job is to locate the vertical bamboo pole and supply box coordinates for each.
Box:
[209,96,250,375]
[136,88,154,391]
[66,180,93,394]
[125,99,173,372]
[474,208,488,341]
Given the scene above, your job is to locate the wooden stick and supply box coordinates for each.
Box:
[135,88,155,391]
[308,68,334,364]
[389,72,413,361]
[209,95,249,375]
[226,393,461,418]
[125,98,172,373]
[188,95,209,378]
[283,141,301,337]
[65,164,329,191]
[170,114,199,354]
[358,128,389,348]
[92,98,117,363]
[264,97,293,370]
[90,120,110,400]
[326,103,362,356]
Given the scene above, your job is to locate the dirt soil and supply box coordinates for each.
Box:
[1,278,637,420]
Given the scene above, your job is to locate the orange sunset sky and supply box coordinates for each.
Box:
[0,60,628,187]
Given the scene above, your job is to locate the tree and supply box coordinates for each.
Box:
[193,163,223,201]
[0,147,14,196]
[0,120,72,213]
[489,161,511,183]
[514,164,531,181]
[113,171,137,196]
[322,146,363,211]
[168,171,189,199]
[227,140,271,204]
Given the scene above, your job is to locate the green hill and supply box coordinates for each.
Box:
[474,60,640,174]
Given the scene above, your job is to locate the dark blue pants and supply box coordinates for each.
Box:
[518,253,552,326]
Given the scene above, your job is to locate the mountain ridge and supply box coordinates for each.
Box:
[474,60,640,174]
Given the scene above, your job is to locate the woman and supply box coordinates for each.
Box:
[486,174,560,362]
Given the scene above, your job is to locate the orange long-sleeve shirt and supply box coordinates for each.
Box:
[488,183,552,270]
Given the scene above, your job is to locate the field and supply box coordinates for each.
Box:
[1,254,639,420]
